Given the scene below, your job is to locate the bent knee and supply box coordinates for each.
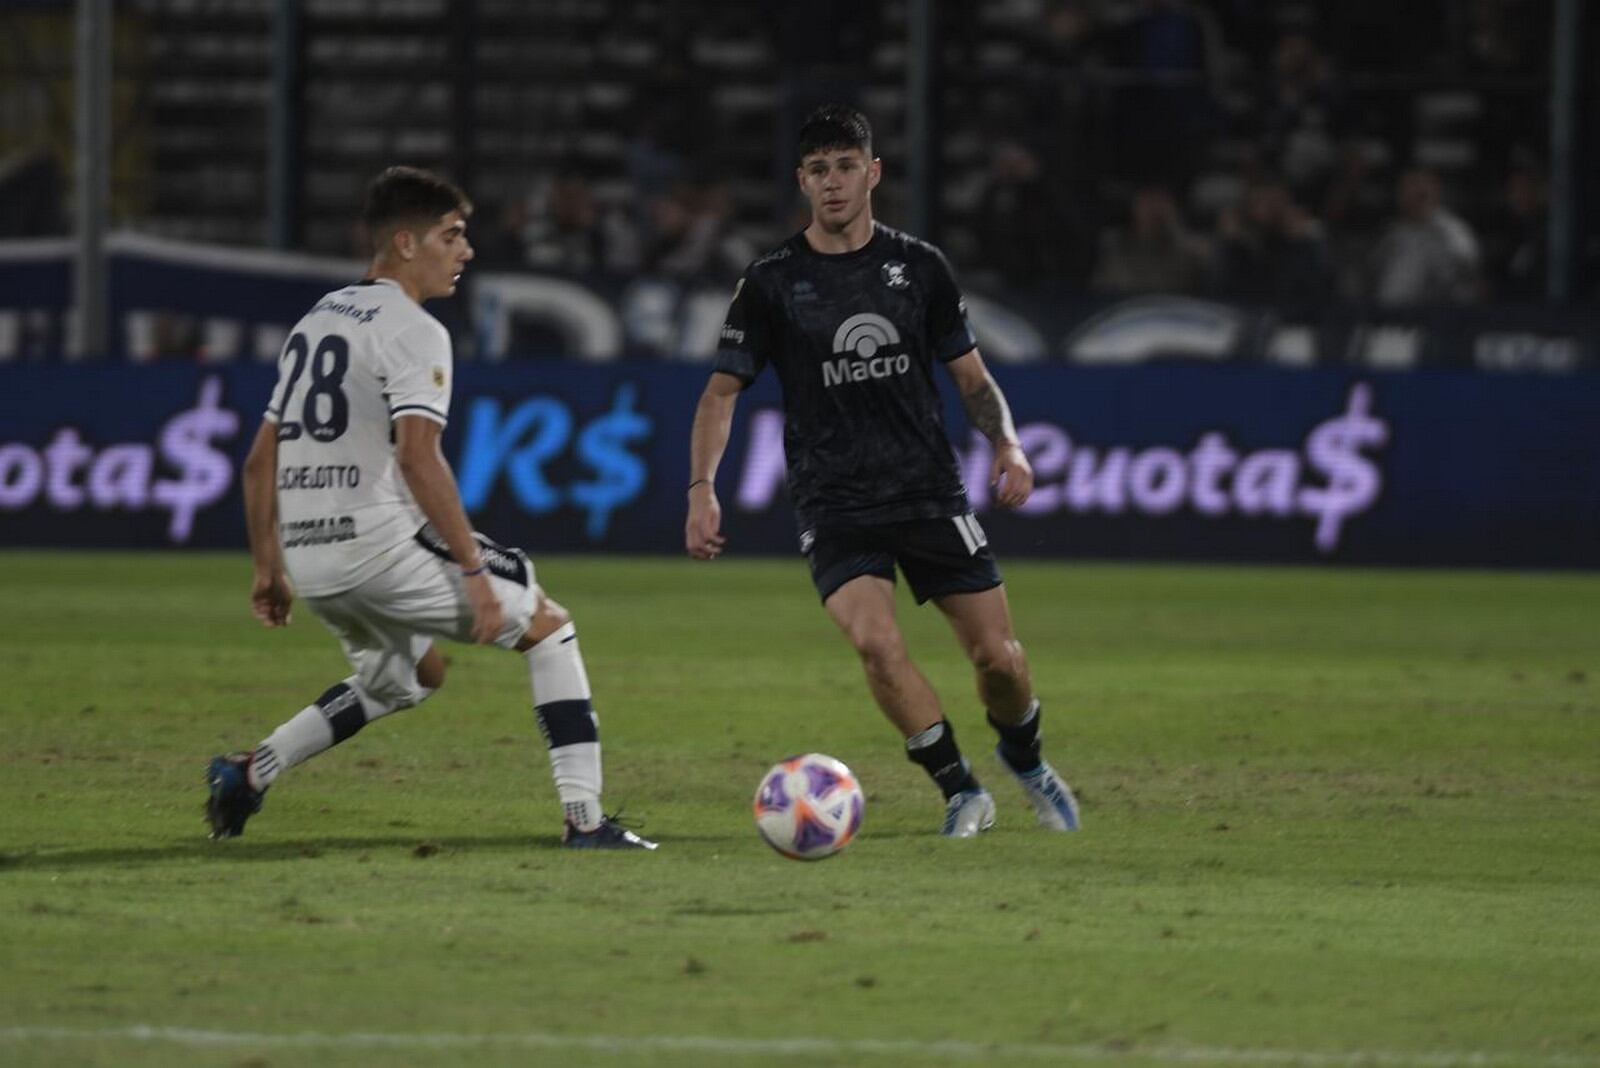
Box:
[518,594,573,649]
[849,629,909,671]
[971,637,1026,678]
[537,597,572,631]
[414,644,447,691]
[416,648,448,692]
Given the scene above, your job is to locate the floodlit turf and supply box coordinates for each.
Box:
[1,550,1597,1068]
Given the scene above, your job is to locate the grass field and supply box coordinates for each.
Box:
[1,551,1597,1068]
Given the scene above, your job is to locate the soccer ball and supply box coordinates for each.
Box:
[752,753,865,861]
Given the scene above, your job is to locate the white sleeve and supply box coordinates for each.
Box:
[263,337,297,424]
[383,320,454,426]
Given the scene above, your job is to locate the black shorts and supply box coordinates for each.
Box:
[802,513,1003,605]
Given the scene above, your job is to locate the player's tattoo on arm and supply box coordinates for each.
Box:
[962,377,1019,445]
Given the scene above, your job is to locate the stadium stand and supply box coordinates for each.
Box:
[0,0,1574,304]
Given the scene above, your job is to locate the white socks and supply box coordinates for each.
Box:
[526,622,604,831]
[249,677,390,791]
[246,626,608,835]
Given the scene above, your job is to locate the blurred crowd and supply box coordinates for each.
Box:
[0,0,1566,307]
[461,0,1558,306]
[474,168,758,284]
[941,0,1556,306]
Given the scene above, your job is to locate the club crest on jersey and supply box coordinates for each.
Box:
[823,313,910,387]
[881,261,910,289]
[432,367,446,388]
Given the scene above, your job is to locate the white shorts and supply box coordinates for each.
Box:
[303,529,539,710]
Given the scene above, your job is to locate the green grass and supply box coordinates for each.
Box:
[1,551,1597,1068]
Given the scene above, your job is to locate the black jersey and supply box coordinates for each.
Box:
[713,223,979,528]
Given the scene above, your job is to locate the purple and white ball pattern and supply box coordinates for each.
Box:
[753,753,865,860]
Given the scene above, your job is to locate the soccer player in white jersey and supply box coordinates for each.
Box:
[205,165,655,849]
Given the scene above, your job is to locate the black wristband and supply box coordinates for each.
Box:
[687,478,711,492]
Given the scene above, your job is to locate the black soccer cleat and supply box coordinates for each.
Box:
[205,753,266,840]
[561,815,658,851]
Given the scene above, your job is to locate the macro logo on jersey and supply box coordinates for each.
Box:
[834,313,898,357]
[822,313,911,388]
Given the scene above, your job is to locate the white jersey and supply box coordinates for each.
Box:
[264,278,453,597]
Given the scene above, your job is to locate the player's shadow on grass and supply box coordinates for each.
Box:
[0,834,586,872]
[0,829,921,872]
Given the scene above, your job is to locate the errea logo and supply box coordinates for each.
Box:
[822,313,911,387]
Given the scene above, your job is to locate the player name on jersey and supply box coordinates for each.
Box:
[277,464,361,490]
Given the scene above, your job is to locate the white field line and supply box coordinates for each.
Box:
[2,1026,1597,1067]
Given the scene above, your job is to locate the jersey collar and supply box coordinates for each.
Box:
[794,222,885,261]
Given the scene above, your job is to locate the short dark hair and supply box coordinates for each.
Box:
[797,104,872,163]
[362,166,472,241]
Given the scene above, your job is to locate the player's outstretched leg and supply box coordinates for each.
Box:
[205,676,416,839]
[906,719,995,838]
[990,700,1080,831]
[524,617,657,850]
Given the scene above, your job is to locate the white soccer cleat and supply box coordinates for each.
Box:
[941,787,996,838]
[997,748,1081,831]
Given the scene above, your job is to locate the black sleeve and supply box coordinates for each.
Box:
[926,247,979,363]
[711,274,774,386]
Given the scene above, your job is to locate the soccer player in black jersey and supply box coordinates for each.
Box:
[685,105,1080,837]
